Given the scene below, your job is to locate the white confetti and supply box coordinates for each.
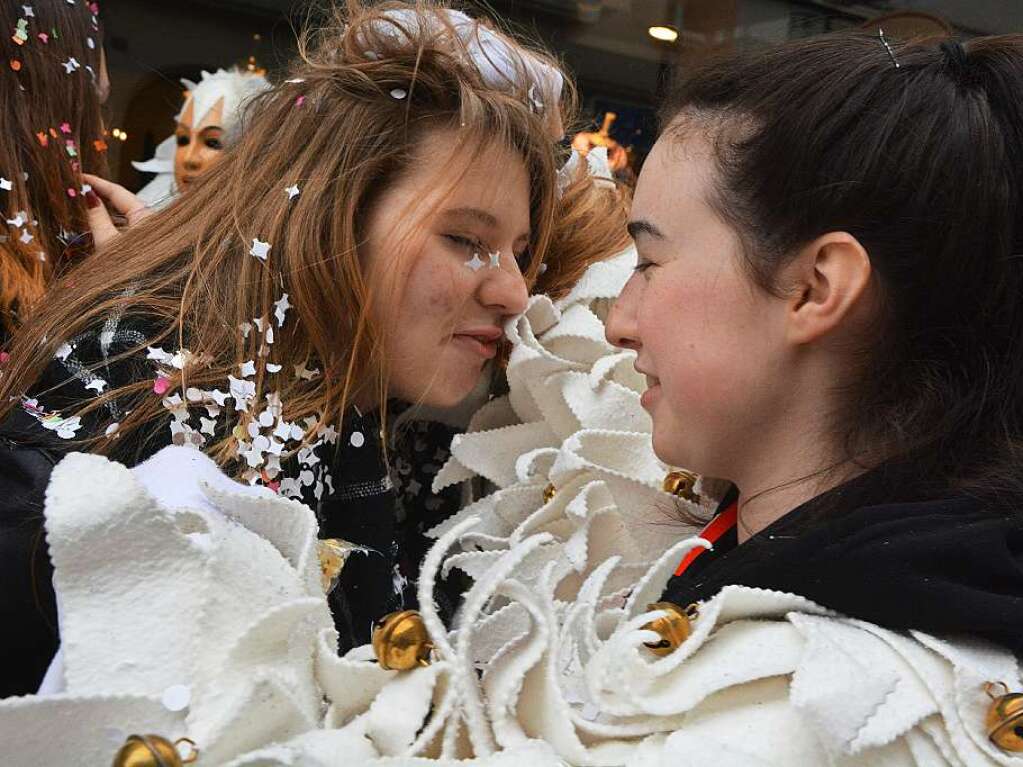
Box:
[84,378,106,393]
[23,6,35,17]
[239,360,256,377]
[146,346,172,363]
[55,342,72,361]
[199,417,217,436]
[294,363,320,381]
[273,293,291,327]
[87,36,95,49]
[62,57,80,74]
[285,78,305,84]
[350,431,365,448]
[6,211,26,227]
[161,684,190,712]
[204,388,229,407]
[185,387,203,402]
[266,363,282,373]
[80,183,92,194]
[465,253,485,272]
[488,251,501,268]
[249,238,271,261]
[104,422,119,436]
[239,321,252,339]
[0,178,12,191]
[285,184,300,200]
[390,88,407,100]
[19,229,33,245]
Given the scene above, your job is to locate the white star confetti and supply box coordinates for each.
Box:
[19,230,33,244]
[0,178,11,191]
[146,346,172,363]
[62,57,80,74]
[205,388,229,407]
[7,211,26,228]
[273,293,291,327]
[249,238,271,261]
[84,378,106,393]
[488,251,501,268]
[239,360,256,377]
[23,6,35,17]
[294,363,320,381]
[199,417,217,436]
[55,342,72,361]
[465,253,484,272]
[285,184,300,200]
[390,88,407,100]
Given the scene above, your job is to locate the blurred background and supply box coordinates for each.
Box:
[100,0,1023,190]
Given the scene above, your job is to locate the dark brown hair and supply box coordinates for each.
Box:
[661,33,1023,509]
[0,1,107,335]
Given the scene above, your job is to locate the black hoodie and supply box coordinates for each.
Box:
[660,475,1023,656]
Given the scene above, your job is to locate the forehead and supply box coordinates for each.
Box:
[633,130,718,225]
[179,96,225,131]
[399,129,531,226]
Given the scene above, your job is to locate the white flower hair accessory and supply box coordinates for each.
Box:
[357,8,564,116]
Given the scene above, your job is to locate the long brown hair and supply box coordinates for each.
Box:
[0,1,107,335]
[536,163,632,300]
[0,1,570,478]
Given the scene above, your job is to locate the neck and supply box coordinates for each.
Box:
[729,381,863,544]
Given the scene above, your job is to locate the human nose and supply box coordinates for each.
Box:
[605,272,643,351]
[478,250,529,317]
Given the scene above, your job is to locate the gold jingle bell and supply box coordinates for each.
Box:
[543,483,556,504]
[642,602,699,656]
[317,538,358,593]
[662,470,700,503]
[372,609,434,670]
[985,682,1023,752]
[111,734,197,767]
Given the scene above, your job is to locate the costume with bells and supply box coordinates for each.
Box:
[3,249,1022,767]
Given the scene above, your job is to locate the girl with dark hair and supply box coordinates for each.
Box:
[0,0,108,340]
[607,31,1023,652]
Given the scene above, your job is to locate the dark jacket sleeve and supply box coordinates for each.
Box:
[0,432,59,698]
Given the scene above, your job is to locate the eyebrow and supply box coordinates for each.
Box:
[444,206,530,242]
[627,219,666,241]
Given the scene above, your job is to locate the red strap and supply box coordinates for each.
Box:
[674,501,738,577]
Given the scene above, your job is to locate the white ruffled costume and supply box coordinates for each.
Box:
[3,254,1022,766]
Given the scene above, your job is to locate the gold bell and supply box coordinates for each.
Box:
[662,470,700,503]
[543,483,556,504]
[317,538,357,593]
[372,609,434,670]
[642,602,698,656]
[985,682,1023,752]
[111,734,197,767]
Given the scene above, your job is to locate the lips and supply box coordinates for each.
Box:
[452,326,503,360]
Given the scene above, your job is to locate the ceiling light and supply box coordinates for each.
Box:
[648,25,679,43]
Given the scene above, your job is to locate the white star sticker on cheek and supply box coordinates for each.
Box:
[488,251,501,268]
[465,253,485,272]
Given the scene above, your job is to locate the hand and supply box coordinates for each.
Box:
[82,173,152,249]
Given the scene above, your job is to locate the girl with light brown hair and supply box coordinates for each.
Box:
[0,0,571,695]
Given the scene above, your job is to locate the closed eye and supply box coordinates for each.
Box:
[444,233,484,253]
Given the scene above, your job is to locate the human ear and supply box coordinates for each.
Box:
[785,232,872,345]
